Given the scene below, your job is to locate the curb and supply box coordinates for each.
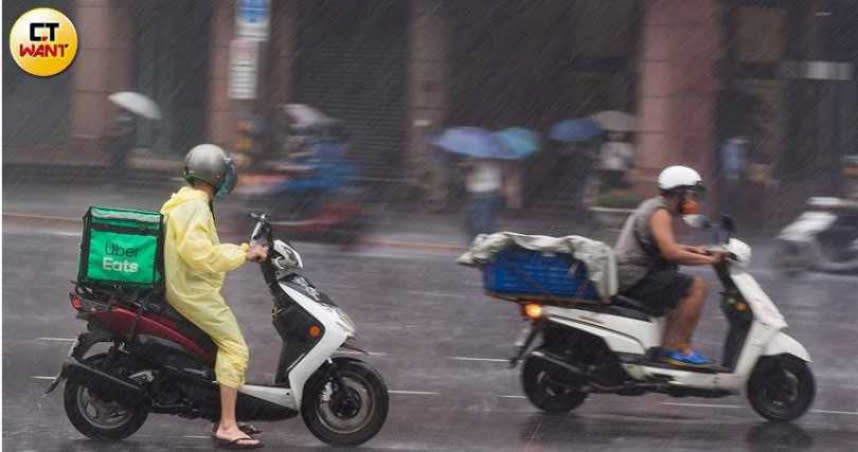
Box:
[3,212,467,254]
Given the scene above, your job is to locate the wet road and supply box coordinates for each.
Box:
[4,222,858,451]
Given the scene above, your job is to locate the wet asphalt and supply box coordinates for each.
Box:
[3,219,858,451]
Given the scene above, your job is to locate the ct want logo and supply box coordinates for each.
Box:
[9,8,78,77]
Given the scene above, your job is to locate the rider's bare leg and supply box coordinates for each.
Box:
[215,385,260,446]
[662,276,709,353]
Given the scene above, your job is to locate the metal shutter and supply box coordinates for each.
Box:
[295,0,409,181]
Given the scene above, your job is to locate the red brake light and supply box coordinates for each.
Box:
[70,294,83,311]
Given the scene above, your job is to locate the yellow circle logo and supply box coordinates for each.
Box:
[9,8,78,77]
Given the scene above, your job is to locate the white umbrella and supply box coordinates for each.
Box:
[108,91,162,120]
[590,110,636,132]
[283,104,337,129]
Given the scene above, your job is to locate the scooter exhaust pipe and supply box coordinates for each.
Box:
[62,357,149,408]
[529,350,589,377]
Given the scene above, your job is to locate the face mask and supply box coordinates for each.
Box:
[680,198,700,215]
[682,214,709,229]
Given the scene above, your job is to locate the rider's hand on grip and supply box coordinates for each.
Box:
[247,245,269,263]
[709,250,729,264]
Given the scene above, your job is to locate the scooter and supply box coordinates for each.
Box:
[773,197,858,277]
[506,217,815,421]
[236,176,367,247]
[46,212,388,446]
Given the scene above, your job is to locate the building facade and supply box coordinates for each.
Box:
[4,0,857,218]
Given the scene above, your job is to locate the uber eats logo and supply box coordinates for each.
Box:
[103,241,140,273]
[9,8,78,77]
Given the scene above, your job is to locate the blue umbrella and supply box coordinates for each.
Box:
[549,119,603,142]
[494,127,540,159]
[433,127,515,159]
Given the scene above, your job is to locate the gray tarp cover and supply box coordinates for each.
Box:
[457,232,618,300]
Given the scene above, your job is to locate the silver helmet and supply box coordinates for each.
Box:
[183,144,237,198]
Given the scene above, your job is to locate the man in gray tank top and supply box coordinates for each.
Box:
[614,166,727,367]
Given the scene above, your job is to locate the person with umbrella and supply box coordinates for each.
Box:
[548,118,604,213]
[494,127,540,210]
[107,92,162,179]
[590,111,637,192]
[433,127,516,243]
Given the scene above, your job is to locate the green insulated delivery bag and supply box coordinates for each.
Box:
[78,206,164,288]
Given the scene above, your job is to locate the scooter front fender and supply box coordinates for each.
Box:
[763,332,811,362]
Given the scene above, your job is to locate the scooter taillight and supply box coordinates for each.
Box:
[69,293,83,311]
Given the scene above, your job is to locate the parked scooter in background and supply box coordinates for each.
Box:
[773,196,858,277]
[774,157,858,276]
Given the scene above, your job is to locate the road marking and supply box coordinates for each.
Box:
[388,390,440,396]
[812,409,858,416]
[337,350,389,357]
[38,337,77,342]
[182,435,211,440]
[449,356,509,363]
[498,395,527,399]
[662,402,742,409]
[31,376,56,381]
[407,290,469,300]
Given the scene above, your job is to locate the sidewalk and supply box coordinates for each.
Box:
[3,180,601,251]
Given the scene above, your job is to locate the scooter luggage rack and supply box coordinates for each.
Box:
[483,253,607,308]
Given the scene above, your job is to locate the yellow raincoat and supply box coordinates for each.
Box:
[161,186,250,388]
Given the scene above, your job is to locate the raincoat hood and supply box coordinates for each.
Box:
[161,186,209,216]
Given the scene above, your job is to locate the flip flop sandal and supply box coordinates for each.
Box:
[215,435,264,450]
[211,422,263,437]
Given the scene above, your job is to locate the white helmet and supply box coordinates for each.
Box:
[658,165,704,192]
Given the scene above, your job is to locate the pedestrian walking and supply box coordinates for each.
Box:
[597,131,635,191]
[463,158,503,243]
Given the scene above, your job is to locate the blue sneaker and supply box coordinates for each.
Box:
[663,350,715,368]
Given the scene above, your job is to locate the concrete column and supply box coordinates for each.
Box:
[69,0,133,164]
[406,0,448,207]
[267,0,297,108]
[635,0,719,197]
[207,0,236,148]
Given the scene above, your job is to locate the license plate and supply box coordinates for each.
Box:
[514,324,532,348]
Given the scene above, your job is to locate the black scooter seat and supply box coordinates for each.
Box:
[145,302,217,357]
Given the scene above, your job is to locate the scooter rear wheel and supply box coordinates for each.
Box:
[301,358,389,446]
[521,355,588,414]
[747,356,815,422]
[63,354,149,440]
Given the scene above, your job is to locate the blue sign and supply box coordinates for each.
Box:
[238,0,268,24]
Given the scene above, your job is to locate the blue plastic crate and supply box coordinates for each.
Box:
[483,246,598,300]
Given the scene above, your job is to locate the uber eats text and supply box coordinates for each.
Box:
[102,241,140,273]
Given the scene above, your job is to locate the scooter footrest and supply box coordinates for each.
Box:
[640,361,728,374]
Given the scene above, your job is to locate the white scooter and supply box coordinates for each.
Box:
[509,216,815,421]
[774,197,858,276]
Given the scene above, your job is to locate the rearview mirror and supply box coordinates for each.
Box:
[721,215,736,234]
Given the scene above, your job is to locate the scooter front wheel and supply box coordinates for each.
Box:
[747,356,815,422]
[302,358,389,446]
[521,355,588,414]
